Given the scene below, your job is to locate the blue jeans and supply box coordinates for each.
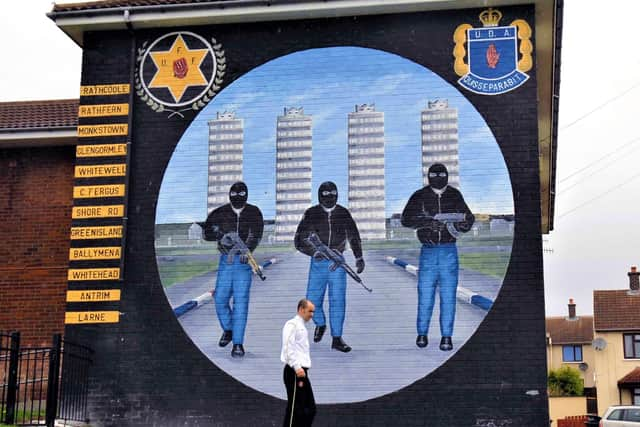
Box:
[417,243,459,337]
[214,254,252,345]
[305,258,347,337]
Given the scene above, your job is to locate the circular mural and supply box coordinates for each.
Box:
[155,47,514,404]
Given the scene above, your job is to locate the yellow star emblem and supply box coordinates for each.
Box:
[148,35,209,103]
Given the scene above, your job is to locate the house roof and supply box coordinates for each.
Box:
[618,367,640,388]
[0,99,78,130]
[594,290,640,331]
[546,316,594,345]
[0,99,78,148]
[53,0,218,12]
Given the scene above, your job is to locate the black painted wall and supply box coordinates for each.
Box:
[67,6,547,426]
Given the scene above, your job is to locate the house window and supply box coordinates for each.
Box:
[634,388,640,406]
[623,333,640,358]
[562,345,583,362]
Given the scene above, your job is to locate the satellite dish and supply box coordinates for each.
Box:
[592,337,607,351]
[579,362,589,371]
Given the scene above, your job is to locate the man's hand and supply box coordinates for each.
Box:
[239,254,249,264]
[312,251,324,261]
[356,258,365,274]
[295,368,306,378]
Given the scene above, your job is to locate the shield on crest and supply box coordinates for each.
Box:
[458,25,529,95]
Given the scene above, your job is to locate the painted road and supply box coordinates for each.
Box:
[164,249,503,403]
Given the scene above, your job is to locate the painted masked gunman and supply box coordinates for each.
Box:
[401,164,474,351]
[203,182,264,358]
[294,182,364,353]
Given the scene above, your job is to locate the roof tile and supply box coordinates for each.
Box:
[618,367,640,386]
[0,99,78,130]
[594,290,640,331]
[53,0,231,13]
[546,316,594,344]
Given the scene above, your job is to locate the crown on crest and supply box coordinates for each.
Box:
[479,8,502,27]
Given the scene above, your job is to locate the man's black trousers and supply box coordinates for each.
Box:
[283,365,316,427]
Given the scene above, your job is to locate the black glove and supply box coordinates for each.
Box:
[432,220,447,233]
[419,218,438,232]
[355,258,365,274]
[220,233,235,250]
[204,224,224,241]
[417,213,443,232]
[239,254,249,264]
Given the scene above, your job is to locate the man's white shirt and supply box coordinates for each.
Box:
[281,314,311,371]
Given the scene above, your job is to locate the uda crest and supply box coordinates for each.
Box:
[135,31,226,118]
[453,8,532,95]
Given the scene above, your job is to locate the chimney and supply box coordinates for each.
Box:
[567,298,577,320]
[629,266,640,292]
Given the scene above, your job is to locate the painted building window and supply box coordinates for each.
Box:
[562,345,583,362]
[623,334,640,359]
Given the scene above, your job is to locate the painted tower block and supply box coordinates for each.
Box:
[421,99,460,189]
[348,104,386,240]
[275,107,312,242]
[208,111,244,213]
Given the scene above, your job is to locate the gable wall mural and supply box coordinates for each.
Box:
[65,6,547,426]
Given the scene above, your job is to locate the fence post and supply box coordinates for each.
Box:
[46,334,62,427]
[4,331,20,425]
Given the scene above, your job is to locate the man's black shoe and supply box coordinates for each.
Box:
[416,335,428,348]
[314,325,326,343]
[331,337,352,353]
[231,344,245,358]
[218,330,232,347]
[439,336,453,351]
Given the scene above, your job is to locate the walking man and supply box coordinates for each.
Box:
[294,181,364,353]
[401,163,474,351]
[203,181,264,358]
[281,299,316,427]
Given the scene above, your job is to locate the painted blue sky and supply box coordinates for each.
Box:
[156,47,514,224]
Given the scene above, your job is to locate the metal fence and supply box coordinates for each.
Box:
[0,332,93,426]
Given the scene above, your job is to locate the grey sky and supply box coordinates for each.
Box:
[3,0,639,316]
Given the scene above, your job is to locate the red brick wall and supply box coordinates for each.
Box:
[0,146,74,346]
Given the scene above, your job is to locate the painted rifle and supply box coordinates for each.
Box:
[304,232,372,292]
[220,232,266,281]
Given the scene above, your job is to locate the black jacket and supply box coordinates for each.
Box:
[401,186,474,244]
[294,205,363,259]
[203,204,264,253]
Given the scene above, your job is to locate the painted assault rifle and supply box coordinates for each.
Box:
[220,232,266,281]
[304,233,372,293]
[418,212,466,238]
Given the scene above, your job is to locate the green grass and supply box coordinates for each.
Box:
[0,406,47,426]
[459,251,511,278]
[158,259,218,288]
[155,235,513,257]
[155,244,295,257]
[155,236,513,287]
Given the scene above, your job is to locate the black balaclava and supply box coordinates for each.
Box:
[427,163,448,190]
[229,181,248,210]
[318,181,338,210]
